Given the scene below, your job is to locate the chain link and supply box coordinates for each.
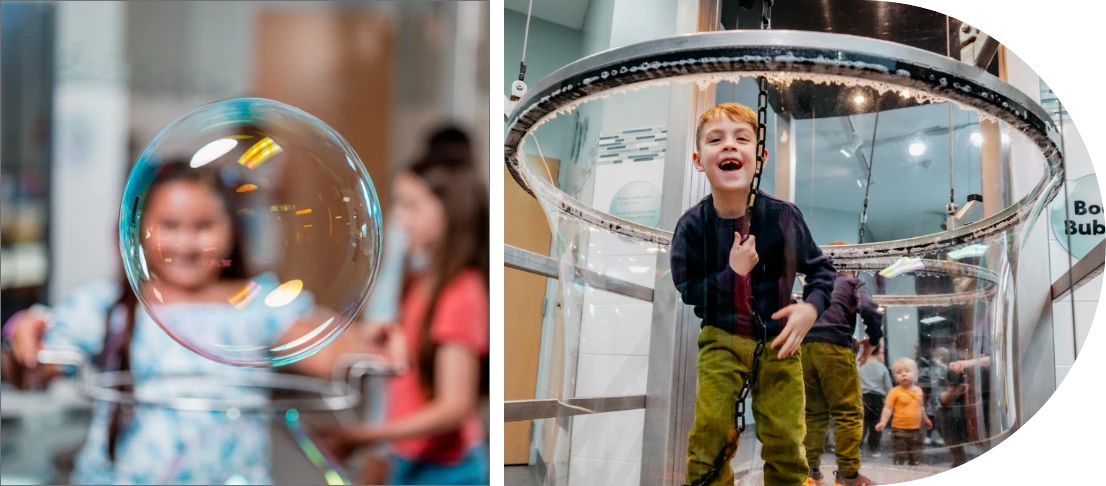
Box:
[745,77,769,221]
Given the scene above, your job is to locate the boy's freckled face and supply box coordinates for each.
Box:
[693,117,763,193]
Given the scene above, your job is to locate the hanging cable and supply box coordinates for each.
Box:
[948,103,955,205]
[858,109,880,243]
[508,0,536,115]
[520,0,534,77]
[944,16,959,228]
[946,15,954,206]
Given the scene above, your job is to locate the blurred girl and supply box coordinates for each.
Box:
[4,161,362,484]
[316,147,490,485]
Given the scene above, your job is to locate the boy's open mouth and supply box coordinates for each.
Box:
[719,158,743,172]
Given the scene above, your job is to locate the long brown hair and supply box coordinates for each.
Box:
[406,130,489,396]
[102,160,247,461]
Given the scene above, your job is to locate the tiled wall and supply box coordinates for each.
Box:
[598,127,668,165]
[567,124,668,484]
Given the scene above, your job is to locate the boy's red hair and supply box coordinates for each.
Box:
[695,102,758,150]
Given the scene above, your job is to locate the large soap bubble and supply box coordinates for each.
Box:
[120,98,382,367]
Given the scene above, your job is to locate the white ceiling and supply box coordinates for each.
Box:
[505,0,591,30]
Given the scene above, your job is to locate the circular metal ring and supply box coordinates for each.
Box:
[505,30,1064,257]
[36,348,399,414]
[83,371,361,413]
[836,257,999,282]
[873,288,993,307]
[839,258,998,306]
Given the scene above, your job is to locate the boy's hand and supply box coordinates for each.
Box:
[856,337,875,366]
[729,234,758,276]
[924,417,933,430]
[769,302,818,359]
[875,422,886,432]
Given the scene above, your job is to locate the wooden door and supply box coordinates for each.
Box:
[252,9,393,209]
[252,10,394,485]
[504,157,559,465]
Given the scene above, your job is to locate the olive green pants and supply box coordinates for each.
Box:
[801,342,864,478]
[686,326,808,486]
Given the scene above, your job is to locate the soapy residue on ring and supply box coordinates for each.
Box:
[524,70,1001,136]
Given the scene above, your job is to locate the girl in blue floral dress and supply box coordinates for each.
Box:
[5,161,363,484]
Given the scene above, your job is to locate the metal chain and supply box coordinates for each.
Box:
[745,76,769,220]
[687,3,772,486]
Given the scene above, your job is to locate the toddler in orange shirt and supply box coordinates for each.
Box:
[874,357,932,465]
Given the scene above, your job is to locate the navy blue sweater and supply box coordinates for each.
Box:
[670,191,836,338]
[803,275,884,349]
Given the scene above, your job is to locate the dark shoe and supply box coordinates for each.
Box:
[808,468,825,485]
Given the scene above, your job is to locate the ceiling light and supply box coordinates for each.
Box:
[853,94,866,104]
[920,316,947,325]
[857,179,863,188]
[909,142,926,156]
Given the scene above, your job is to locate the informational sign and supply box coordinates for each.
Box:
[609,180,662,227]
[1051,174,1105,258]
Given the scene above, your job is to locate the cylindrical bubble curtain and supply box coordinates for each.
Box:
[505,31,1062,485]
[121,98,382,367]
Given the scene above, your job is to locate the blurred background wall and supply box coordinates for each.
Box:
[1,0,489,317]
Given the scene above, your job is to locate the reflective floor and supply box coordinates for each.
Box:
[738,463,947,486]
[734,425,983,485]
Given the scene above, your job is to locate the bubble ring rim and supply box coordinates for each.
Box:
[504,30,1064,259]
[83,370,360,413]
[827,258,1000,306]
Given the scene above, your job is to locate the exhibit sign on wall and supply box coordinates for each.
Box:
[1051,174,1105,259]
[598,126,667,228]
[609,180,663,227]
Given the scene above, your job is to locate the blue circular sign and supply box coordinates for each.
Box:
[1050,174,1105,259]
[609,181,662,227]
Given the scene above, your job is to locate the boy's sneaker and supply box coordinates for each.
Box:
[871,452,881,458]
[833,470,873,486]
[808,469,825,485]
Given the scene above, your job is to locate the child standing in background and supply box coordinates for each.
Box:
[3,160,365,484]
[315,130,490,485]
[875,357,932,466]
[800,241,883,486]
[858,342,892,457]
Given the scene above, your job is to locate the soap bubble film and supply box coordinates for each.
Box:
[120,98,382,367]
